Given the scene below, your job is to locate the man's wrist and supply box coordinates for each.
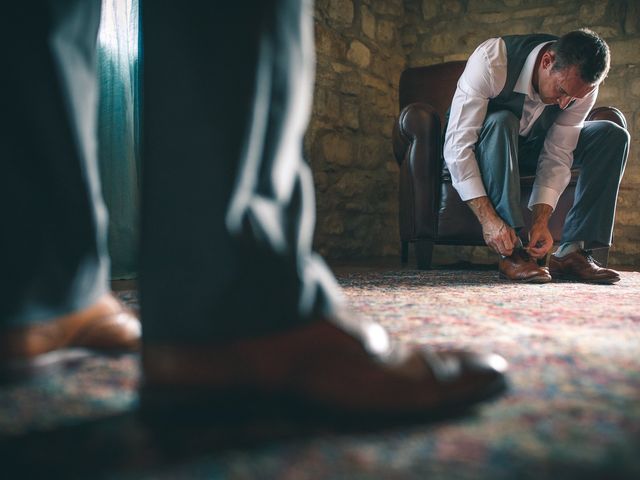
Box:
[531,203,552,226]
[467,196,501,225]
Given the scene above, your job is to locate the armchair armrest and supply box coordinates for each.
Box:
[394,102,443,240]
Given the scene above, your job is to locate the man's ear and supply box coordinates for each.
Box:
[542,50,555,70]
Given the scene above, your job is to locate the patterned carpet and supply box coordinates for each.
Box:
[1,268,639,479]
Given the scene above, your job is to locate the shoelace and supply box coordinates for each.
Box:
[579,249,602,267]
[516,248,532,261]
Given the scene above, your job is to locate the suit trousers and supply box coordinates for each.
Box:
[1,0,344,341]
[474,110,629,248]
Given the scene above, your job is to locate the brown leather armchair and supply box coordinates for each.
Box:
[393,61,628,269]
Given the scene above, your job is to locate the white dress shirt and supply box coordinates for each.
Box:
[443,37,597,210]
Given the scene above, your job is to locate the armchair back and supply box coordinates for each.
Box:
[399,62,466,128]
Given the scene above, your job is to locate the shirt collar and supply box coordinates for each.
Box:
[513,41,554,101]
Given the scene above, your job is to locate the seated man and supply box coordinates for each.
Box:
[444,29,629,284]
[0,0,507,419]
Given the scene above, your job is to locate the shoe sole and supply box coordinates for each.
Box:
[138,374,509,428]
[548,273,621,284]
[499,273,552,284]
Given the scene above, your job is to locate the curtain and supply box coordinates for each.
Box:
[97,0,141,279]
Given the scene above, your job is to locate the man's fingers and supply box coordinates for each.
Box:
[497,237,513,256]
[528,246,545,258]
[501,230,515,253]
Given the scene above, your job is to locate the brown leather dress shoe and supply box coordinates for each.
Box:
[0,294,140,379]
[498,248,551,283]
[141,318,508,421]
[549,249,621,284]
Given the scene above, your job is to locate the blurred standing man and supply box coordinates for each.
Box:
[1,0,507,418]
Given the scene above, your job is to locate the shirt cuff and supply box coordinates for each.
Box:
[453,177,488,202]
[528,185,561,211]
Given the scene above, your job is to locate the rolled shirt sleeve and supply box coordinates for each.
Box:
[443,38,506,201]
[529,86,597,210]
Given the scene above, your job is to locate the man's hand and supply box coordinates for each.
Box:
[481,216,518,256]
[527,204,554,258]
[467,196,517,256]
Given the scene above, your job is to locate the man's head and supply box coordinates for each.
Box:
[536,29,610,109]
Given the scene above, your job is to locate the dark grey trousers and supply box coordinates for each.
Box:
[1,0,343,340]
[1,0,110,325]
[475,110,629,248]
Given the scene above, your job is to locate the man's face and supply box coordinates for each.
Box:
[536,51,596,109]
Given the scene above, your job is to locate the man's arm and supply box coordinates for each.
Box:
[444,38,516,255]
[529,87,598,210]
[525,88,598,258]
[527,203,553,258]
[444,38,505,201]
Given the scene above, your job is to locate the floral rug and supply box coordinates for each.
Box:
[1,269,639,479]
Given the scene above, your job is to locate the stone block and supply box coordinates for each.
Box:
[542,14,579,30]
[340,72,362,95]
[586,26,620,40]
[347,40,371,68]
[358,137,388,169]
[444,53,469,62]
[361,5,376,39]
[421,0,439,20]
[615,237,640,255]
[314,87,341,119]
[335,171,369,197]
[321,132,354,166]
[408,52,444,67]
[372,0,403,16]
[467,0,505,12]
[442,0,462,15]
[579,2,608,23]
[380,118,394,138]
[376,20,395,45]
[327,0,354,26]
[341,99,360,129]
[315,65,338,86]
[315,23,345,59]
[513,6,559,20]
[360,114,384,135]
[616,209,640,226]
[320,213,345,235]
[617,189,637,208]
[625,0,640,34]
[422,31,457,55]
[597,84,620,104]
[344,200,370,212]
[314,171,329,192]
[331,62,352,74]
[608,38,640,65]
[467,12,511,24]
[370,56,390,79]
[402,30,418,49]
[361,73,389,92]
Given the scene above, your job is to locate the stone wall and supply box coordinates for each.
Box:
[309,0,405,259]
[308,0,640,266]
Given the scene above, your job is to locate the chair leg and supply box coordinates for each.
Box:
[414,239,434,270]
[401,241,409,264]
